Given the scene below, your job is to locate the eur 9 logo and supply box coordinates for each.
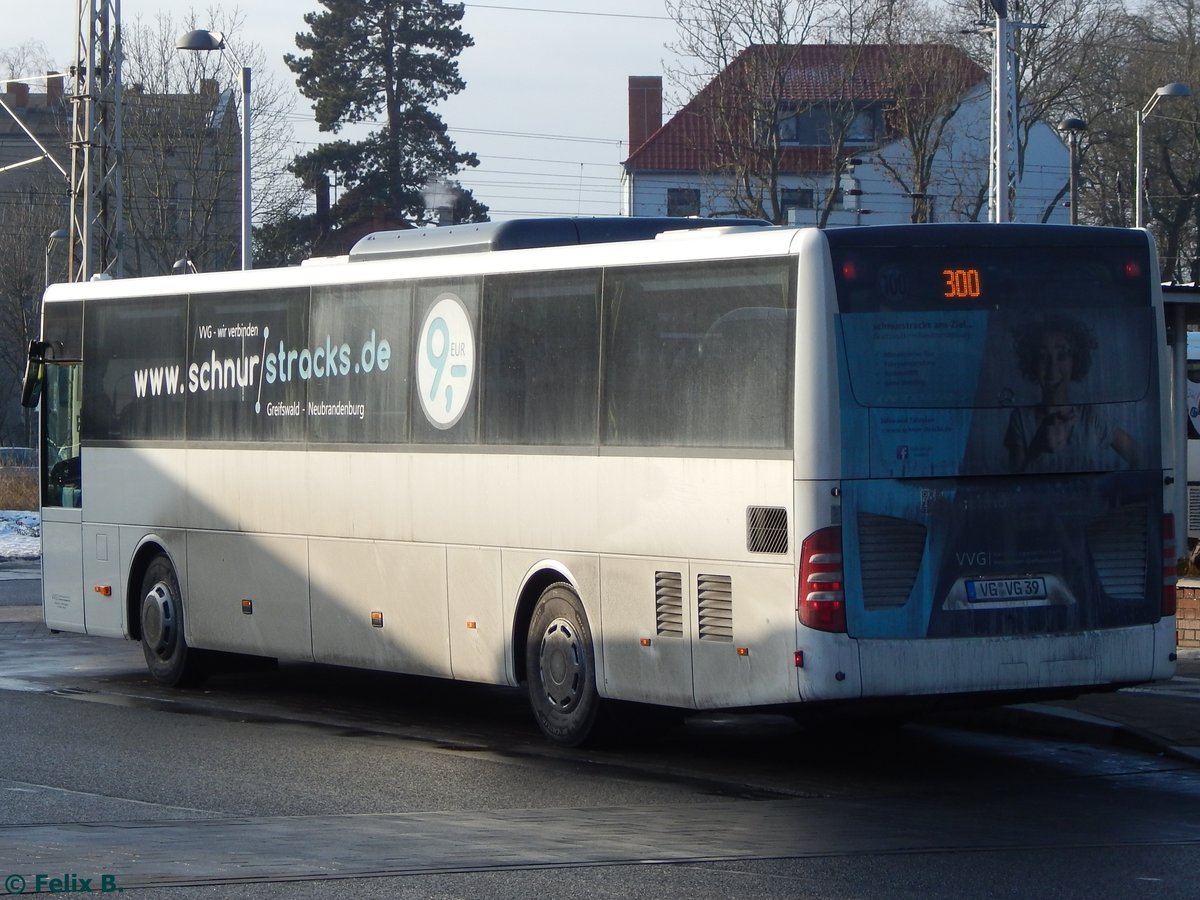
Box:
[417,293,475,429]
[942,268,981,299]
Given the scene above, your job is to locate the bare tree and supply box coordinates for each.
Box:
[946,0,1133,222]
[120,6,305,274]
[663,0,828,222]
[0,167,66,445]
[1123,0,1200,280]
[663,0,971,224]
[874,38,986,222]
[0,41,54,80]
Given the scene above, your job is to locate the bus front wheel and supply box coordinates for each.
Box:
[526,584,601,746]
[140,555,206,688]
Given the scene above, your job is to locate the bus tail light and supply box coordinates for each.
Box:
[1162,514,1178,617]
[799,526,846,633]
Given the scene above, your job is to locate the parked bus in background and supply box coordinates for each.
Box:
[1187,332,1200,541]
[23,219,1178,745]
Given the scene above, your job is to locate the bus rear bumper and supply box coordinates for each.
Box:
[845,619,1177,701]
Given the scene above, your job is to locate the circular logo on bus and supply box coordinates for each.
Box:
[416,293,475,429]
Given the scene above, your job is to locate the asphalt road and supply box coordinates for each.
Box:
[2,567,1199,898]
[0,561,40,606]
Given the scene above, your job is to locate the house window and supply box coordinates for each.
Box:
[781,188,814,224]
[667,188,700,217]
[782,188,814,210]
[777,104,877,147]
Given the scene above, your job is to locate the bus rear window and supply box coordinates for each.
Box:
[831,235,1155,411]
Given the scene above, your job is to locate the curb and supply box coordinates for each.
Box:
[975,703,1200,768]
[0,605,44,624]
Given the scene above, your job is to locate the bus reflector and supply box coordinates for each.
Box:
[795,650,804,668]
[640,637,652,647]
[93,585,112,596]
[241,599,253,615]
[737,646,749,657]
[371,611,384,628]
[799,526,846,633]
[1163,514,1178,617]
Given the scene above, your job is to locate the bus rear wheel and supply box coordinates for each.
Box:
[526,583,601,747]
[140,554,206,687]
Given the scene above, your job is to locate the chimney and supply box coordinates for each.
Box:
[46,72,64,106]
[628,76,662,153]
[5,82,31,108]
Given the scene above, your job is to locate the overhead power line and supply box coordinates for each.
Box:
[463,3,672,21]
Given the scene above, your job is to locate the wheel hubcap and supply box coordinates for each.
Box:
[539,617,583,711]
[142,582,176,657]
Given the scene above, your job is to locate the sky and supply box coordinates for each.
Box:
[14,1,686,221]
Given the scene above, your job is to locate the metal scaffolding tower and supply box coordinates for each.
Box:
[985,1,1044,223]
[989,1,1017,222]
[68,0,125,281]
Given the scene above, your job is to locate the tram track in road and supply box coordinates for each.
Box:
[4,783,1200,894]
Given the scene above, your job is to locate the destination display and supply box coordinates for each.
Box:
[832,239,1150,313]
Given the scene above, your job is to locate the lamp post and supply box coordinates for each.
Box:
[1134,82,1192,229]
[175,29,252,270]
[1057,117,1087,225]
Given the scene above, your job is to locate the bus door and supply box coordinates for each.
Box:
[29,351,86,631]
[24,299,96,634]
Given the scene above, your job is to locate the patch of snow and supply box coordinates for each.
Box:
[0,510,40,560]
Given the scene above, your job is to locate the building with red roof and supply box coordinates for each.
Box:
[622,43,1070,226]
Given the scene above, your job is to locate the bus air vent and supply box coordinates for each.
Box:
[654,571,684,637]
[1086,503,1149,601]
[1189,486,1200,536]
[857,513,927,609]
[747,506,788,554]
[698,574,733,642]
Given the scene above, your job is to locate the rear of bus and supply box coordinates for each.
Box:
[797,224,1176,705]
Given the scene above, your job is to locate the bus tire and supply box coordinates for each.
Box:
[526,583,601,747]
[139,554,206,688]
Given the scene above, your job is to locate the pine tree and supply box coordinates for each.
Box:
[285,0,488,231]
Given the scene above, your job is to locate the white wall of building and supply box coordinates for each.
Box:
[622,87,1072,227]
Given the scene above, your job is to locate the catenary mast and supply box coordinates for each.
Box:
[68,0,125,281]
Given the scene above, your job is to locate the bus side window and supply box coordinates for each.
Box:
[42,364,83,508]
[698,310,790,447]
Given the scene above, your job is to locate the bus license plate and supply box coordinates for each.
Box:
[965,577,1048,602]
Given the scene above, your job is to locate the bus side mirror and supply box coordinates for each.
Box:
[20,340,50,409]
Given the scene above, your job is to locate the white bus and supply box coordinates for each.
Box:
[24,219,1178,745]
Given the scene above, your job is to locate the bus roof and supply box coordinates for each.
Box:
[346,216,771,262]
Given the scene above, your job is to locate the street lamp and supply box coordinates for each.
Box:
[1135,82,1192,228]
[907,191,928,224]
[1057,116,1087,225]
[44,227,68,288]
[175,29,252,270]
